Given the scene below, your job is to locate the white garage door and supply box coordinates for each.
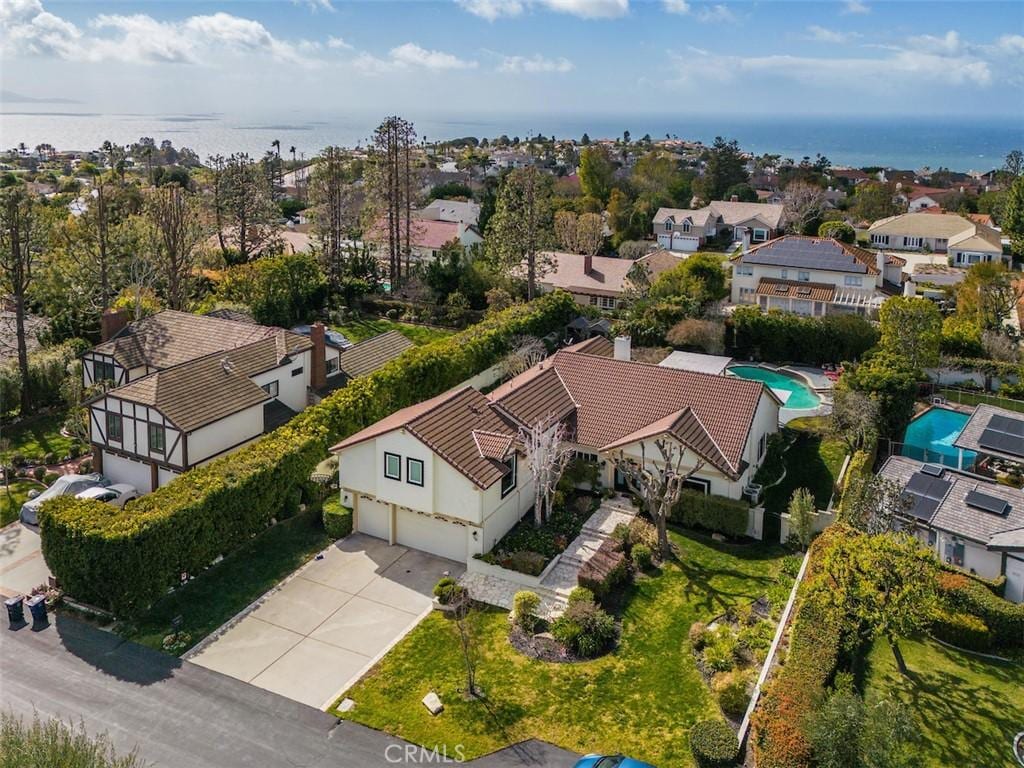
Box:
[103,452,152,494]
[675,236,701,253]
[396,509,466,563]
[357,496,390,540]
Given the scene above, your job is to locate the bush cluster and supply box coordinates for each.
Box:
[40,293,578,616]
[930,609,991,652]
[322,497,353,539]
[550,590,618,658]
[672,490,749,538]
[728,306,878,365]
[689,719,740,768]
[714,670,753,719]
[513,590,541,633]
[433,577,464,605]
[936,571,1024,649]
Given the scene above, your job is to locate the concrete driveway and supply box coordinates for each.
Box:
[190,533,463,709]
[0,521,52,599]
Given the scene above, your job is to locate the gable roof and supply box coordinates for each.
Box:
[652,207,715,227]
[337,330,414,380]
[331,386,519,489]
[868,212,1001,252]
[708,200,786,229]
[538,250,683,297]
[367,216,481,251]
[599,406,735,476]
[732,235,903,274]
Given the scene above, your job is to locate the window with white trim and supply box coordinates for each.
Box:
[903,236,923,248]
[261,380,279,396]
[752,228,768,242]
[683,477,710,494]
[600,296,616,309]
[682,221,691,233]
[758,433,767,459]
[871,234,889,246]
[664,221,673,232]
[735,264,753,276]
[384,452,401,481]
[780,269,788,279]
[798,271,810,282]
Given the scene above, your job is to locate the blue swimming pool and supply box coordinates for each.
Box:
[727,365,822,410]
[901,407,977,469]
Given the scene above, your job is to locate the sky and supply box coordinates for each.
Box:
[1,0,1022,120]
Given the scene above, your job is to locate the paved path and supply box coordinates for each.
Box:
[1,614,578,767]
[0,521,51,599]
[189,534,463,709]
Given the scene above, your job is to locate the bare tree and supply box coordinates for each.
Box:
[519,414,573,526]
[0,187,41,414]
[554,210,579,254]
[554,211,604,257]
[783,181,827,235]
[612,439,705,559]
[451,588,481,698]
[145,184,203,309]
[500,335,547,380]
[830,388,879,452]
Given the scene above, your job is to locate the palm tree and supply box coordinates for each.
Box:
[289,146,296,164]
[271,139,280,157]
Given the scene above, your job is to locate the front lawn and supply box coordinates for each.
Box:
[333,317,455,347]
[762,418,847,516]
[336,530,788,766]
[864,635,1024,768]
[0,412,75,465]
[121,511,332,653]
[1,478,43,526]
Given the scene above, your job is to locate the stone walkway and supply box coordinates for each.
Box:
[461,496,638,617]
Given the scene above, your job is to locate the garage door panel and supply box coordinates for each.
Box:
[396,509,466,563]
[357,497,389,540]
[103,452,152,494]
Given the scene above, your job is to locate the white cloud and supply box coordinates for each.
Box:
[842,0,869,14]
[804,25,859,44]
[499,54,574,73]
[355,43,477,73]
[695,4,735,23]
[907,30,965,56]
[295,0,335,11]
[327,36,352,50]
[456,0,627,20]
[996,34,1024,55]
[0,0,83,59]
[663,0,690,13]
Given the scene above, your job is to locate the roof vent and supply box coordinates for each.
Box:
[221,357,235,374]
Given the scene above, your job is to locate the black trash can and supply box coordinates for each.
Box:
[26,595,47,627]
[5,595,25,628]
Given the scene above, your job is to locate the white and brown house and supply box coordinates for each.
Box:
[654,200,787,253]
[536,250,684,310]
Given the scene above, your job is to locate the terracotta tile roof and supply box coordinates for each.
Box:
[331,386,518,489]
[491,365,577,429]
[564,336,613,356]
[337,330,414,380]
[472,430,515,460]
[755,277,836,303]
[600,407,736,476]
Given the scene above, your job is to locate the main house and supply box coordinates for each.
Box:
[330,338,780,563]
[729,235,905,316]
[867,212,1006,266]
[537,250,684,310]
[83,310,410,494]
[878,456,1024,603]
[654,200,786,253]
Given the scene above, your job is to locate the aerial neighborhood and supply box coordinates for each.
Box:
[3,116,1024,768]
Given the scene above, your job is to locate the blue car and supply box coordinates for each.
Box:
[573,755,657,768]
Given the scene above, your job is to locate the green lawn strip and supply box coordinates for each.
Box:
[1,478,44,526]
[332,318,455,346]
[336,530,786,766]
[0,412,74,465]
[864,635,1024,768]
[938,388,1024,414]
[763,422,847,516]
[120,511,331,653]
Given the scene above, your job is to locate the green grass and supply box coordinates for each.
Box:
[120,511,332,653]
[1,478,44,526]
[0,412,75,465]
[939,388,1024,414]
[332,318,455,346]
[763,419,847,516]
[864,635,1024,768]
[335,530,788,766]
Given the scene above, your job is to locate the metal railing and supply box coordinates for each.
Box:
[886,440,975,471]
[930,385,1024,414]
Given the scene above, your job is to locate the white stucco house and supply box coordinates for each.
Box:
[330,337,781,564]
[654,200,786,253]
[867,212,1006,267]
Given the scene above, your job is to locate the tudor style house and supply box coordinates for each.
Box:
[330,338,780,563]
[867,212,1006,266]
[536,250,684,310]
[83,309,411,494]
[654,200,786,252]
[729,235,905,316]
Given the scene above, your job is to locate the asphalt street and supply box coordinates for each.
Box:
[0,614,578,768]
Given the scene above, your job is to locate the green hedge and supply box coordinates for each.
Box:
[672,490,749,538]
[689,719,740,768]
[40,293,577,616]
[322,497,353,539]
[728,306,878,365]
[931,609,991,652]
[937,571,1024,649]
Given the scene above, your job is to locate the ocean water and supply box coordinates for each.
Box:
[1,110,1020,172]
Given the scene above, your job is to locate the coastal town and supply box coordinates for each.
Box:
[2,0,1024,767]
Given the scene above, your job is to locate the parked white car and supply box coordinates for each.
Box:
[76,483,139,508]
[20,473,110,525]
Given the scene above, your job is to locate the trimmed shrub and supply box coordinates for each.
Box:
[728,306,878,365]
[41,293,578,616]
[503,550,546,576]
[513,590,541,633]
[550,597,618,658]
[672,490,749,538]
[433,577,463,605]
[631,543,652,570]
[714,670,753,719]
[936,571,1024,648]
[322,498,353,539]
[567,586,594,607]
[43,472,59,486]
[931,609,991,652]
[690,719,739,768]
[32,466,45,481]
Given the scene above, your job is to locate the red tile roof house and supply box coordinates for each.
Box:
[536,250,685,310]
[329,339,781,563]
[366,215,483,264]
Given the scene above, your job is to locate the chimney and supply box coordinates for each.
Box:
[100,307,129,342]
[310,322,327,391]
[614,335,631,362]
[583,254,593,274]
[730,194,739,202]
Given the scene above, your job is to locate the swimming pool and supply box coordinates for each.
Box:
[727,366,822,410]
[901,407,977,469]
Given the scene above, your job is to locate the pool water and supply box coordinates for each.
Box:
[901,407,977,469]
[727,366,822,410]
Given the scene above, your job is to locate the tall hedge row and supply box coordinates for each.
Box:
[41,293,578,616]
[728,306,879,365]
[672,490,749,538]
[937,571,1024,649]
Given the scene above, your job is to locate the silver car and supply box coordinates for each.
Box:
[76,483,139,508]
[20,473,110,525]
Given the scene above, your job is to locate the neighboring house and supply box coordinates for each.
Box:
[654,200,786,252]
[331,338,780,563]
[366,217,483,263]
[867,212,1006,266]
[418,198,480,227]
[878,456,1024,603]
[309,330,414,400]
[535,250,684,310]
[729,235,905,316]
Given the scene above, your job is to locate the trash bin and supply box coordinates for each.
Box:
[5,595,25,628]
[26,595,47,627]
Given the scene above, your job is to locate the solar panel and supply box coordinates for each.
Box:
[979,428,1024,458]
[902,471,951,521]
[989,413,1024,437]
[903,494,940,521]
[743,239,868,274]
[964,489,1010,516]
